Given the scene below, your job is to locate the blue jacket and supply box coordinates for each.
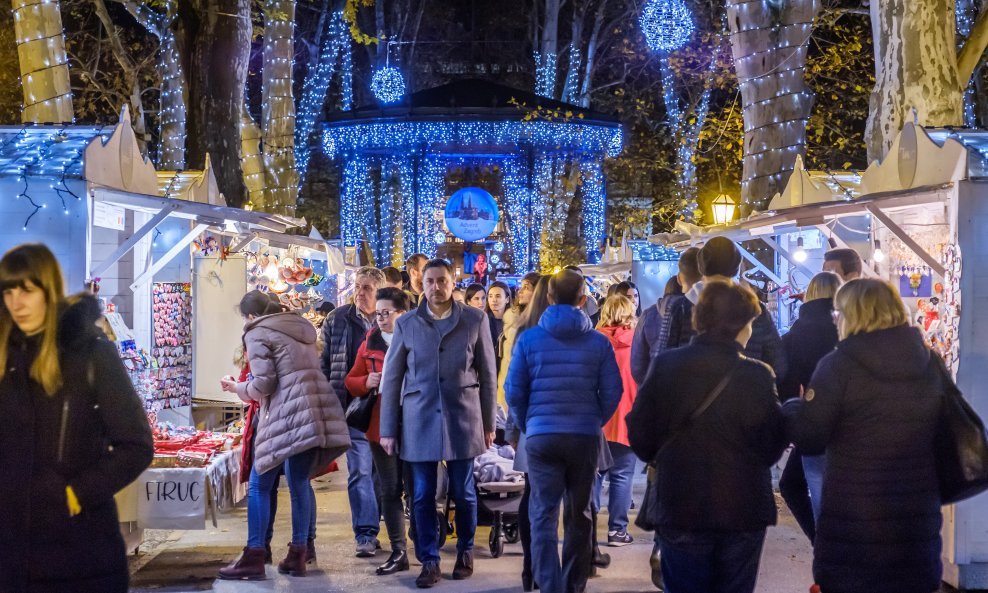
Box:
[504,304,623,438]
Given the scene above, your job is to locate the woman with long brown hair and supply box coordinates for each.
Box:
[0,243,154,593]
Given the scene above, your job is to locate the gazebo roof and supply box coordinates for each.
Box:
[333,78,620,125]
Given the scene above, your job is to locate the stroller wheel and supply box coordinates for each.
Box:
[437,511,448,548]
[489,528,504,558]
[503,524,520,544]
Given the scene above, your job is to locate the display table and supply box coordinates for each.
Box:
[117,448,246,530]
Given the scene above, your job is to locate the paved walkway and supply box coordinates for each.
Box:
[128,466,815,593]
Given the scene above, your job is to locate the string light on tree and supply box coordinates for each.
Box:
[640,0,695,53]
[370,66,406,104]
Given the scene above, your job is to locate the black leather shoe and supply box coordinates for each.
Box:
[592,544,611,569]
[650,548,665,591]
[452,551,473,580]
[376,549,409,575]
[522,571,540,591]
[415,562,442,588]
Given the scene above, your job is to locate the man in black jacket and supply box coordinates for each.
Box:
[321,266,386,557]
[669,237,787,378]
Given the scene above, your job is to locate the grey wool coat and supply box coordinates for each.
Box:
[237,312,351,475]
[379,300,498,462]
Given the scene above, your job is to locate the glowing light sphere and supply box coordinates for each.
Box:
[493,240,505,252]
[640,0,695,52]
[370,66,406,104]
[434,231,447,245]
[490,254,501,265]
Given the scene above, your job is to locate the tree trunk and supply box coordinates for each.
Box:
[186,0,251,207]
[726,0,820,211]
[577,1,605,108]
[535,0,560,97]
[261,0,299,214]
[93,0,150,153]
[12,0,74,122]
[241,105,266,209]
[865,0,963,161]
[562,9,584,103]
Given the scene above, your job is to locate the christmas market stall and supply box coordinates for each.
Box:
[650,121,988,589]
[322,78,623,274]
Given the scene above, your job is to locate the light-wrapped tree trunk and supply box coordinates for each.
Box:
[865,0,963,161]
[240,106,266,209]
[726,0,820,211]
[262,0,299,214]
[12,0,73,122]
[535,0,560,98]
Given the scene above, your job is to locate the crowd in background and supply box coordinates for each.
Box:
[0,240,956,593]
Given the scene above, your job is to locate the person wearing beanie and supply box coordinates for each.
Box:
[670,237,787,378]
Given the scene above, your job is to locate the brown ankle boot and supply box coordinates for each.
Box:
[218,547,267,580]
[278,543,308,576]
[306,538,316,564]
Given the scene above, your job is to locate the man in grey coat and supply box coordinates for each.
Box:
[380,259,497,588]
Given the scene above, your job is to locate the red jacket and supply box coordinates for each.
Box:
[598,324,637,447]
[239,363,256,483]
[344,328,388,443]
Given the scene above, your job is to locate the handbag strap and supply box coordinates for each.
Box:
[654,356,740,461]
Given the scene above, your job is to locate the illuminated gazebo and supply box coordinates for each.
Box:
[321,79,623,271]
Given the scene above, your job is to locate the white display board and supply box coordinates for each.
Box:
[192,255,247,403]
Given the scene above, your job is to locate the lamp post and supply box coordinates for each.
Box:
[711,193,737,225]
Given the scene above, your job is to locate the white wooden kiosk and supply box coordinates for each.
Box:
[650,122,988,589]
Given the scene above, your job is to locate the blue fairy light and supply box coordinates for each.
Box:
[370,66,406,104]
[640,0,695,52]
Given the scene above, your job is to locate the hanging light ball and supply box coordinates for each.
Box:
[490,254,501,265]
[433,231,446,245]
[640,0,695,52]
[493,240,505,252]
[370,66,406,104]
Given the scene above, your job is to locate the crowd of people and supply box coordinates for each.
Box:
[0,241,957,593]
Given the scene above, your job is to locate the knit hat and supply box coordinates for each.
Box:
[698,237,742,278]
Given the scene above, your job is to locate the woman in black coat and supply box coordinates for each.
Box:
[628,280,786,593]
[784,279,943,593]
[0,244,154,593]
[777,271,841,543]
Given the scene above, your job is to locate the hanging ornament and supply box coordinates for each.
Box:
[640,0,695,52]
[371,66,405,103]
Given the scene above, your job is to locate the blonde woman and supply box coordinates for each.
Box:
[784,279,944,593]
[594,294,639,546]
[777,271,842,543]
[0,244,154,593]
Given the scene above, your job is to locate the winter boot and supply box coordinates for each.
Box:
[278,543,308,577]
[218,547,267,580]
[306,538,317,565]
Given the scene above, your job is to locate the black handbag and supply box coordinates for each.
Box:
[345,358,379,433]
[932,355,988,505]
[345,389,377,432]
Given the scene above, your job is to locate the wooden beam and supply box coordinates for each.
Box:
[91,204,178,278]
[735,243,786,286]
[130,223,209,291]
[865,204,946,276]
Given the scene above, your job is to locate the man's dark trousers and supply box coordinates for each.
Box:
[526,433,600,593]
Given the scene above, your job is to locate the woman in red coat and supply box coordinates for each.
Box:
[595,294,639,546]
[344,287,411,576]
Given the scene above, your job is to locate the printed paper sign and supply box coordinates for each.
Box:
[136,468,207,529]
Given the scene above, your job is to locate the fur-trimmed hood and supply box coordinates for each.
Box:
[58,294,104,349]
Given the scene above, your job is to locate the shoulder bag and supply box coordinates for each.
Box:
[931,354,988,505]
[345,358,378,433]
[635,357,739,531]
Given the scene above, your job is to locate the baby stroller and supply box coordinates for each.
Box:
[430,465,526,557]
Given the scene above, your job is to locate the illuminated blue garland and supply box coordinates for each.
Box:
[370,66,406,104]
[562,44,581,104]
[323,120,621,159]
[640,0,695,53]
[534,52,558,98]
[295,10,346,182]
[581,159,606,264]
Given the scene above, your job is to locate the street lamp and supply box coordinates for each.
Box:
[711,194,737,225]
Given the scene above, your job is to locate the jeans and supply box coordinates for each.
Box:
[779,448,815,543]
[657,527,766,593]
[408,459,477,564]
[593,441,637,532]
[346,427,380,544]
[248,449,317,546]
[370,442,407,551]
[802,454,825,521]
[527,433,599,593]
